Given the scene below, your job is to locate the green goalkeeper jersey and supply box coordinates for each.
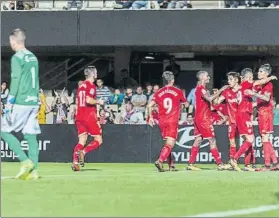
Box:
[10,49,39,106]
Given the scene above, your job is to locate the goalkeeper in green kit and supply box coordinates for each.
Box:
[2,29,41,180]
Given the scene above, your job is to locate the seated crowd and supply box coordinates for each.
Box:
[2,0,278,10]
[2,79,279,125]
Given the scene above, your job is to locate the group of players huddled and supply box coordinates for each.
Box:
[3,28,278,180]
[72,62,278,172]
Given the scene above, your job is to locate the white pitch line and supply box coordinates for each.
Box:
[188,204,279,217]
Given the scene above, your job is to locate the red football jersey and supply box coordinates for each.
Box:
[221,88,238,124]
[256,82,273,112]
[153,86,187,123]
[237,81,253,114]
[195,84,211,120]
[76,80,97,121]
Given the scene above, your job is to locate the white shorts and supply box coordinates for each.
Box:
[1,105,41,135]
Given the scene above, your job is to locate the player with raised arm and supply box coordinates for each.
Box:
[187,71,230,171]
[216,72,241,161]
[1,29,41,180]
[148,71,188,172]
[246,64,278,171]
[229,68,277,171]
[71,66,104,171]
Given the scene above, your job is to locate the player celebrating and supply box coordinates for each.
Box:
[216,72,241,161]
[72,66,104,171]
[1,28,41,180]
[148,71,187,172]
[229,68,277,171]
[187,71,229,171]
[246,64,278,171]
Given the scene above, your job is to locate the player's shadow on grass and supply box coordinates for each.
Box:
[80,168,102,172]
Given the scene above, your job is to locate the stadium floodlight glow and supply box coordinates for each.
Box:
[145,56,155,60]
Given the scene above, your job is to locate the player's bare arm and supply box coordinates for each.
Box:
[245,90,271,102]
[216,95,225,105]
[202,85,229,103]
[253,75,277,86]
[85,96,104,105]
[147,100,156,127]
[61,87,70,107]
[217,111,227,124]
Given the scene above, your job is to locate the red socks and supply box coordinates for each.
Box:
[73,143,83,163]
[229,146,237,159]
[264,142,278,165]
[234,141,252,161]
[263,142,271,166]
[244,146,253,165]
[84,140,100,154]
[189,146,200,164]
[210,147,222,165]
[158,145,172,162]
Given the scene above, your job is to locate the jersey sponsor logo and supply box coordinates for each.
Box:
[1,140,50,160]
[90,88,95,95]
[25,56,38,62]
[176,127,209,149]
[25,96,39,102]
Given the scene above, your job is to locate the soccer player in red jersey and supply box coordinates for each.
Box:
[216,72,241,161]
[71,66,104,171]
[246,64,278,171]
[148,71,188,172]
[187,71,230,171]
[229,68,277,171]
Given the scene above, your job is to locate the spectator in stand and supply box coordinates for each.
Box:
[99,108,115,124]
[124,87,134,104]
[144,83,153,101]
[24,1,35,10]
[148,84,160,102]
[96,79,111,105]
[51,88,70,124]
[114,0,135,9]
[1,81,9,104]
[187,87,196,107]
[66,0,83,9]
[109,89,124,107]
[117,69,138,89]
[38,89,51,124]
[180,113,194,125]
[120,102,144,124]
[131,86,147,113]
[273,102,279,125]
[72,80,83,105]
[167,0,190,9]
[132,0,150,9]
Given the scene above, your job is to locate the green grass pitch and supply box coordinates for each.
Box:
[1,163,279,217]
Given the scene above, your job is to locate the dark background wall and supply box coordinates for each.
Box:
[2,10,279,48]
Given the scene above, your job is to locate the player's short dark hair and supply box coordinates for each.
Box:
[196,71,208,80]
[10,28,26,43]
[96,78,103,82]
[241,68,253,77]
[227,72,241,84]
[84,66,97,77]
[259,64,272,75]
[162,71,174,85]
